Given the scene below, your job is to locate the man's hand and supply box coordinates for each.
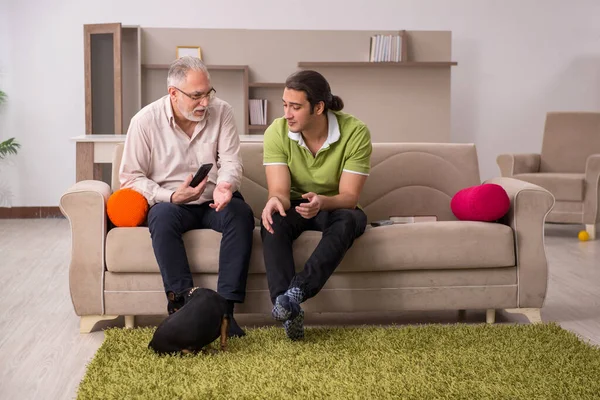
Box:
[296,192,322,219]
[171,174,207,204]
[262,196,287,234]
[210,182,233,212]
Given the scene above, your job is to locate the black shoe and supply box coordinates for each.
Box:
[227,314,246,338]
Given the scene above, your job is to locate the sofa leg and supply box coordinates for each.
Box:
[80,315,119,333]
[504,308,542,324]
[124,315,135,329]
[457,310,466,321]
[585,224,596,240]
[486,309,495,324]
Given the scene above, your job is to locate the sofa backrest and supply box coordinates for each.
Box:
[240,142,480,222]
[540,112,600,173]
[112,142,481,222]
[112,144,124,193]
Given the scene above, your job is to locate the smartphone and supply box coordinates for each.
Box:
[189,163,213,188]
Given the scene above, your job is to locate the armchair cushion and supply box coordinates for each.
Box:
[107,188,149,227]
[514,173,584,201]
[451,184,510,222]
[540,112,600,173]
[496,153,540,176]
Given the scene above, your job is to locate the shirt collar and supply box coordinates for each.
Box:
[288,110,341,151]
[164,95,175,125]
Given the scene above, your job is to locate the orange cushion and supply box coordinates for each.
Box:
[107,188,149,227]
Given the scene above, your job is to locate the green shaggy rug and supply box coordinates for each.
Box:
[78,323,600,400]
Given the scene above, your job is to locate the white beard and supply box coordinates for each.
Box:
[178,103,207,122]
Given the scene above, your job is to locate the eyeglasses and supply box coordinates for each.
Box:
[173,87,216,102]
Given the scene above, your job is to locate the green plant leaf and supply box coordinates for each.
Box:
[0,137,20,160]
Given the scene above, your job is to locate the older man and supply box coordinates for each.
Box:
[120,56,254,336]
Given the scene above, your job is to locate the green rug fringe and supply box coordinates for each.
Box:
[78,323,600,400]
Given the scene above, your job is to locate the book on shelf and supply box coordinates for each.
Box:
[369,34,402,62]
[249,99,267,125]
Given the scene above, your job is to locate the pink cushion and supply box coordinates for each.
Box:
[451,184,510,222]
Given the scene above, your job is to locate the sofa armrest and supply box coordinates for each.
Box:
[59,180,111,316]
[583,154,600,224]
[484,177,555,308]
[496,153,541,177]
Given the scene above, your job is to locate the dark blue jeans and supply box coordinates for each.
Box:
[147,192,254,303]
[261,200,367,304]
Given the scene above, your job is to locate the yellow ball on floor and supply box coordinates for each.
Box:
[578,230,590,241]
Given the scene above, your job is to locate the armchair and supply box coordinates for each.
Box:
[497,112,600,239]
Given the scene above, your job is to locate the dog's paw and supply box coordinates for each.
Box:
[200,347,219,355]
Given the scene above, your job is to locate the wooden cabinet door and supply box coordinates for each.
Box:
[84,23,122,135]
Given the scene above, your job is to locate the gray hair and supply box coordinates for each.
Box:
[167,56,211,88]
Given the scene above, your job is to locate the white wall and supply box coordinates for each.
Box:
[0,2,14,206]
[1,0,599,206]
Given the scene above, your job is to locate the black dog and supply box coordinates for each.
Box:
[149,288,230,355]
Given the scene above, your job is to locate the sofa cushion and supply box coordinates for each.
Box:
[105,221,515,274]
[105,227,259,274]
[335,221,515,271]
[514,173,584,201]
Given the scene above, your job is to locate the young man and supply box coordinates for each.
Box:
[120,56,254,337]
[261,70,372,340]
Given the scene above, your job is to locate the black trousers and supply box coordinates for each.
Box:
[147,192,254,303]
[261,200,367,304]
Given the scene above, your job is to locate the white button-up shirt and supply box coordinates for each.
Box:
[119,95,243,206]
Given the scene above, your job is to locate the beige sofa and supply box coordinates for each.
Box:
[497,112,600,240]
[60,143,555,333]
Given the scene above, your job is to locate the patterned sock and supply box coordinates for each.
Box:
[283,309,304,341]
[271,294,301,322]
[285,287,305,304]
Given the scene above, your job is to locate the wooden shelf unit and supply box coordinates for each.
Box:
[142,62,457,135]
[79,26,458,183]
[85,26,457,140]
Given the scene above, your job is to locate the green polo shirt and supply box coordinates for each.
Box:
[263,110,372,200]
